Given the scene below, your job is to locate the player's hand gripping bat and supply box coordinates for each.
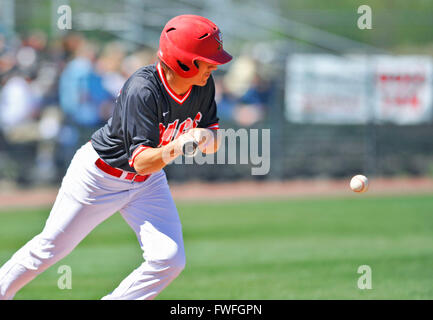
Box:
[178,128,213,157]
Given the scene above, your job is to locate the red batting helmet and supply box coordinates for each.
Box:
[158,15,232,78]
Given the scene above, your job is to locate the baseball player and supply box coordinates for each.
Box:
[0,14,232,300]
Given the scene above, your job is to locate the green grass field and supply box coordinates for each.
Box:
[1,194,433,299]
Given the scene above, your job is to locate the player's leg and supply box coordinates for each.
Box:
[101,170,185,300]
[0,142,129,300]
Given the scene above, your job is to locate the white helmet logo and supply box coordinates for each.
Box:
[215,32,223,50]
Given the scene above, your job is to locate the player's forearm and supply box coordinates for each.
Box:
[133,140,183,175]
[133,129,219,175]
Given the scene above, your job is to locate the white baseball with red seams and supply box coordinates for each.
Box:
[350,175,369,193]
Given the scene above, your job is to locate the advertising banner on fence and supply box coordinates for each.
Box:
[285,54,370,124]
[286,54,433,125]
[373,55,433,124]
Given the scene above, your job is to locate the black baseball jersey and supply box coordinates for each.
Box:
[91,62,219,173]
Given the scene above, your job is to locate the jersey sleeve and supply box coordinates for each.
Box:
[197,76,220,130]
[121,82,160,168]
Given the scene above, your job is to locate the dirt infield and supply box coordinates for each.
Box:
[169,177,433,202]
[0,176,432,210]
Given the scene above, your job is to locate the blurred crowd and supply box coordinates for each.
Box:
[0,30,275,185]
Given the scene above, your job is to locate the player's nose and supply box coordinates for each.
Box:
[208,64,218,72]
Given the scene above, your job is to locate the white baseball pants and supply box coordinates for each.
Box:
[0,142,185,300]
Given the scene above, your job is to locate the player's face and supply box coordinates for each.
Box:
[191,60,218,86]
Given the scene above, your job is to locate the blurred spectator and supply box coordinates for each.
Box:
[223,55,256,98]
[240,74,272,108]
[0,33,5,55]
[58,39,112,165]
[234,73,273,127]
[59,39,111,127]
[0,67,57,185]
[61,32,86,62]
[96,41,128,120]
[0,68,40,141]
[214,75,237,122]
[57,37,114,175]
[232,103,264,127]
[96,41,127,97]
[222,55,273,127]
[0,51,16,82]
[120,48,157,78]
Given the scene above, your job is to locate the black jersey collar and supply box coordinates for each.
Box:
[157,62,192,105]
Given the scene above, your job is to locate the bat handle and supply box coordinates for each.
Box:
[182,140,199,157]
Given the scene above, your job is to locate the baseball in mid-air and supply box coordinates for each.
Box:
[350,175,369,193]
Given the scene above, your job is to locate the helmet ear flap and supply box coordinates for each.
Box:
[177,60,190,72]
[176,60,199,73]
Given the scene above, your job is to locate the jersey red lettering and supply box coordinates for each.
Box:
[158,112,203,146]
[193,112,203,128]
[158,123,166,146]
[174,118,193,140]
[160,119,179,146]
